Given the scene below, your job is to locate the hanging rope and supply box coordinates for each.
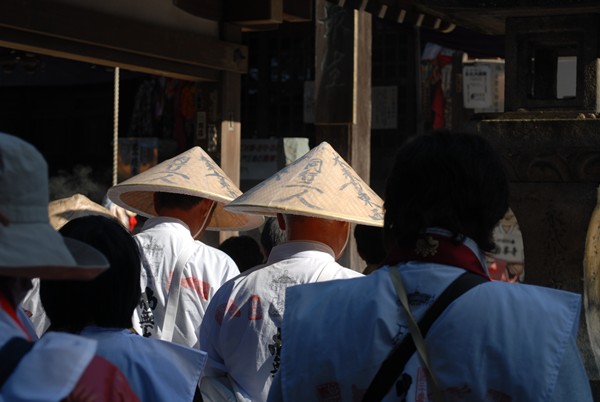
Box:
[112,66,120,186]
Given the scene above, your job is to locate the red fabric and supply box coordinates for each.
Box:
[384,234,490,279]
[128,215,138,233]
[0,292,31,340]
[431,84,445,129]
[61,355,140,402]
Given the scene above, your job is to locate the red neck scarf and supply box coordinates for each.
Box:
[384,234,490,279]
[0,291,32,340]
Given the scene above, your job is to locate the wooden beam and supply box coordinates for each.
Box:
[315,3,354,123]
[284,0,314,22]
[0,0,248,74]
[224,0,283,25]
[0,26,219,82]
[219,23,243,242]
[172,0,223,21]
[315,1,372,272]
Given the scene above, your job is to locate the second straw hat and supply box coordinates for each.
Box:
[225,142,384,227]
[49,194,114,230]
[107,146,263,231]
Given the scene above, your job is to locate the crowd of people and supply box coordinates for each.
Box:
[0,130,593,402]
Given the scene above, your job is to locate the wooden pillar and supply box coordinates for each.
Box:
[314,0,372,271]
[219,23,243,244]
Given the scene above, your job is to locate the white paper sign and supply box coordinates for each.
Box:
[463,65,493,109]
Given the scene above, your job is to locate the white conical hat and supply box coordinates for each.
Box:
[225,142,384,226]
[107,146,263,231]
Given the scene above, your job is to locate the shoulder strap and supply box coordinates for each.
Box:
[0,337,34,388]
[161,242,197,342]
[361,272,488,402]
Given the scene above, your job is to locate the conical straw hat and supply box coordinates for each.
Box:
[107,146,263,231]
[225,142,384,226]
[49,194,114,230]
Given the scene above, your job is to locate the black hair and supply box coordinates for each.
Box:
[260,216,286,256]
[40,215,141,333]
[384,131,509,252]
[155,191,204,210]
[218,235,265,272]
[354,224,387,264]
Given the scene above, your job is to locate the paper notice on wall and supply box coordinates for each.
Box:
[241,139,279,180]
[463,65,493,109]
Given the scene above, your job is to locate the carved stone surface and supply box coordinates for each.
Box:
[479,117,600,382]
[480,114,600,182]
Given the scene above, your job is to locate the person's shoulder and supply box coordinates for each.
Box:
[474,280,581,305]
[192,242,237,265]
[289,267,373,299]
[332,264,364,279]
[451,281,582,330]
[133,333,205,361]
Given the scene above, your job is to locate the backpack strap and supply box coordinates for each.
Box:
[0,337,34,388]
[161,242,197,342]
[361,271,488,402]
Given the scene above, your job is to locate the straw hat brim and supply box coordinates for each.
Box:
[49,194,114,230]
[107,145,264,231]
[226,203,384,227]
[108,186,263,231]
[224,142,384,227]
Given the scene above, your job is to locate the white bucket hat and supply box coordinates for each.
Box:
[0,133,109,280]
[107,146,263,231]
[225,142,384,226]
[49,194,114,230]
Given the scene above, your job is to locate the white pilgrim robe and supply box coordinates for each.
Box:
[200,241,363,402]
[133,216,240,349]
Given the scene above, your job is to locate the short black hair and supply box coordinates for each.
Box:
[384,131,509,252]
[260,217,286,256]
[219,235,265,272]
[354,224,386,264]
[155,191,204,210]
[40,215,141,333]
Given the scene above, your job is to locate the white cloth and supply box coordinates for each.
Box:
[0,307,96,402]
[269,235,592,402]
[79,326,206,402]
[16,304,39,341]
[133,216,240,349]
[199,241,363,402]
[20,278,50,337]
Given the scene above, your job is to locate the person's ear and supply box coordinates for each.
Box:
[152,192,161,214]
[201,198,216,214]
